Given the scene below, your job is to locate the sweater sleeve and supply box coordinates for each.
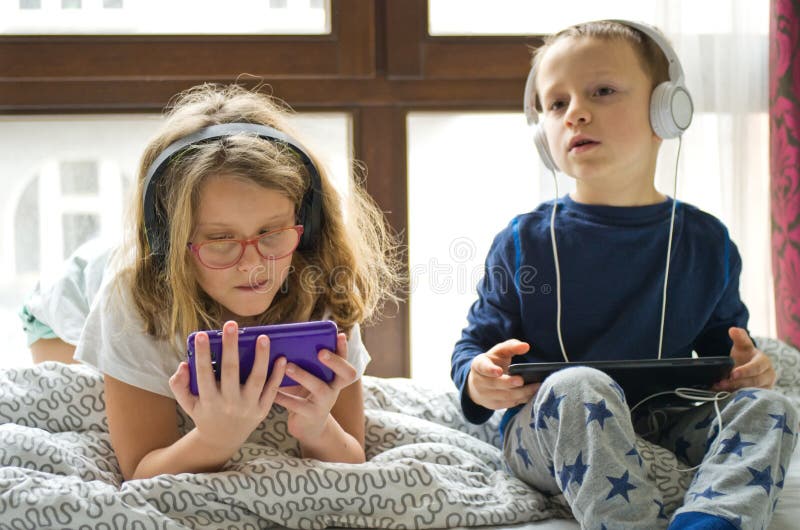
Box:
[692,238,751,356]
[451,221,523,424]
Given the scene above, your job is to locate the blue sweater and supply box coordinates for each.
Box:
[451,195,749,436]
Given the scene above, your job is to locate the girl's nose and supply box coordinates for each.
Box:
[236,242,263,272]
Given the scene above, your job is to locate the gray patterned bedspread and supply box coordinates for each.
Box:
[0,337,797,529]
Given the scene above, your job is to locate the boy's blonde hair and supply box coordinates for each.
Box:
[126,83,401,351]
[531,20,670,112]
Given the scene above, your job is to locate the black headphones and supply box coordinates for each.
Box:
[142,122,323,260]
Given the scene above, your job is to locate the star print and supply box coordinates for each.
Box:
[606,470,637,502]
[733,388,759,402]
[746,465,774,494]
[718,432,756,457]
[584,399,614,429]
[564,451,589,489]
[776,465,786,489]
[653,499,668,520]
[535,388,565,429]
[516,446,532,468]
[609,381,625,401]
[547,463,555,477]
[695,413,714,429]
[558,462,572,489]
[626,446,643,467]
[705,425,720,453]
[691,486,726,500]
[674,436,691,462]
[769,413,795,435]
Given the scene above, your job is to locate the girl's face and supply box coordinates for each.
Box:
[191,174,297,323]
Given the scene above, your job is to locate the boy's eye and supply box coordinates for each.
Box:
[548,100,565,111]
[595,87,616,96]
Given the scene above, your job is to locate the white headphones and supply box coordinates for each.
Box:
[523,20,694,172]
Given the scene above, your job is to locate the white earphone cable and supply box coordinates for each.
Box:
[630,387,730,472]
[549,170,569,362]
[657,136,682,360]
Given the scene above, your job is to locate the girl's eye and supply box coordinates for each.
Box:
[548,100,565,112]
[208,235,234,240]
[595,87,616,96]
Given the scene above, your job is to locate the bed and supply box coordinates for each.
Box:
[0,337,797,529]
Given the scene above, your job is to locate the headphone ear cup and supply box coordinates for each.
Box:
[650,81,694,139]
[534,124,559,172]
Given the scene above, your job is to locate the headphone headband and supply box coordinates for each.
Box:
[142,122,323,259]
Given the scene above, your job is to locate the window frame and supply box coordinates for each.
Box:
[0,0,541,377]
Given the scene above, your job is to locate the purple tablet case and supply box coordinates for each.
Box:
[187,320,337,395]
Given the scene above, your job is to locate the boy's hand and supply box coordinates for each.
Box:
[712,327,776,391]
[467,339,540,410]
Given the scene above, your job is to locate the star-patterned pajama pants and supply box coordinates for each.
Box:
[503,366,798,530]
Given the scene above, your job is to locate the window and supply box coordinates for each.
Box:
[2,0,331,35]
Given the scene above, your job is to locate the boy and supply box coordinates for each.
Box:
[452,20,797,530]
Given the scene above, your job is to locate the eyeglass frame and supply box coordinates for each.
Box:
[187,225,305,270]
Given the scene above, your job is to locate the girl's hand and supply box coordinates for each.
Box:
[467,339,541,410]
[713,327,776,391]
[273,332,358,444]
[169,320,287,455]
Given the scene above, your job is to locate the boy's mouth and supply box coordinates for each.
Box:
[568,136,599,152]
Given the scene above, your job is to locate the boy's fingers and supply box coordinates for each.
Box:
[486,339,531,359]
[729,327,754,350]
[472,356,503,377]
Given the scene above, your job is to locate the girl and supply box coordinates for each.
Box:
[75,83,400,480]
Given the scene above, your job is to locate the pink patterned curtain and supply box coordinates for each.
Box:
[771,0,800,347]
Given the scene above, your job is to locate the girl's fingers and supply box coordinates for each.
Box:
[219,321,241,395]
[285,363,328,396]
[319,349,357,389]
[334,333,348,358]
[169,362,196,411]
[273,389,314,418]
[259,356,287,409]
[194,332,217,397]
[243,335,270,400]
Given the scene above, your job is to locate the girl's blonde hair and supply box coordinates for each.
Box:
[530,20,670,111]
[126,83,401,352]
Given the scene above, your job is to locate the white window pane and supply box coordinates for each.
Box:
[407,112,565,391]
[429,0,767,36]
[0,111,351,368]
[2,0,330,35]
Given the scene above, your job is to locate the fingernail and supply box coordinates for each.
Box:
[320,351,331,361]
[258,336,268,347]
[286,364,295,375]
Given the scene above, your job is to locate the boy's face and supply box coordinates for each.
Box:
[536,36,662,201]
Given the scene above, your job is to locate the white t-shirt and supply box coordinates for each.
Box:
[25,238,115,345]
[75,271,371,398]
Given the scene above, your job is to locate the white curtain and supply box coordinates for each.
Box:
[653,0,773,337]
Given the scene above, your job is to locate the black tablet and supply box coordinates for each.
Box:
[508,356,734,406]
